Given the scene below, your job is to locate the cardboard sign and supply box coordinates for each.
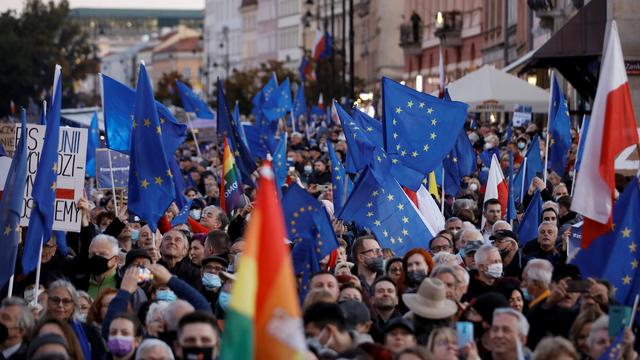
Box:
[96,149,129,190]
[0,124,88,232]
[0,123,16,156]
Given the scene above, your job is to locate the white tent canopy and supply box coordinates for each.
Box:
[446,65,550,113]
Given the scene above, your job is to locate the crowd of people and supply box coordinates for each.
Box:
[1,114,637,360]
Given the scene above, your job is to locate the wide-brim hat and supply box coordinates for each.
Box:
[402,278,457,320]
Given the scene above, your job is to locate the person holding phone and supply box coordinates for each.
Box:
[425,327,480,360]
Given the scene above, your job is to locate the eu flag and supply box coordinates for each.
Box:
[127,63,175,231]
[251,74,278,118]
[273,135,288,193]
[381,77,468,190]
[86,111,100,177]
[516,190,542,245]
[176,80,214,120]
[293,84,307,123]
[0,109,29,288]
[22,66,62,274]
[232,101,248,148]
[101,74,187,156]
[573,176,640,307]
[512,135,543,203]
[335,103,381,174]
[327,141,353,215]
[442,129,476,196]
[217,79,257,185]
[262,78,293,122]
[547,73,572,176]
[338,165,435,255]
[283,183,339,302]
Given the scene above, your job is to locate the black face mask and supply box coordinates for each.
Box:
[406,270,428,286]
[182,346,214,360]
[158,330,177,349]
[88,255,114,275]
[365,256,384,273]
[499,248,510,261]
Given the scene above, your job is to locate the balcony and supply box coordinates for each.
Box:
[355,0,371,18]
[434,11,462,47]
[399,22,423,55]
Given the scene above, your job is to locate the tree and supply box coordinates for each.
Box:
[155,71,187,107]
[0,0,98,117]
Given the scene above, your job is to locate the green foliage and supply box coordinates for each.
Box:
[0,0,98,116]
[154,71,187,107]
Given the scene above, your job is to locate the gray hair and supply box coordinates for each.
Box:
[90,234,120,256]
[47,280,81,321]
[145,301,169,328]
[474,244,499,265]
[524,259,553,286]
[586,315,609,349]
[430,265,461,285]
[445,217,462,225]
[454,266,470,286]
[162,300,194,331]
[460,229,483,243]
[1,297,35,334]
[77,291,93,304]
[135,338,175,360]
[493,307,530,336]
[432,252,459,266]
[492,220,512,233]
[538,221,558,232]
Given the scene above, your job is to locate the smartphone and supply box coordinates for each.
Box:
[609,305,632,337]
[456,321,474,348]
[566,279,591,293]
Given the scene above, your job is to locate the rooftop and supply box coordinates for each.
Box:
[68,8,203,19]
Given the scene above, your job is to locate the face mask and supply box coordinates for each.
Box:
[156,290,177,302]
[99,227,107,233]
[202,273,221,290]
[365,256,384,273]
[78,313,87,322]
[190,209,202,221]
[485,263,503,279]
[521,288,532,301]
[407,270,428,286]
[499,248,510,260]
[107,335,134,357]
[469,183,479,192]
[88,255,113,275]
[130,229,139,243]
[218,291,231,311]
[516,142,526,150]
[182,346,214,360]
[304,165,313,174]
[484,142,494,150]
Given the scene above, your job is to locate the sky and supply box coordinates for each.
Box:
[1,0,205,12]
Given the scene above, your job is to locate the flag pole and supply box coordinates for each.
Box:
[440,167,445,215]
[570,119,584,196]
[185,112,203,158]
[106,150,119,215]
[520,157,527,201]
[543,72,555,184]
[628,294,639,330]
[7,275,14,298]
[33,242,44,307]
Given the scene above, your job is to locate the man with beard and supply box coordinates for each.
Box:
[352,235,384,295]
[369,277,401,343]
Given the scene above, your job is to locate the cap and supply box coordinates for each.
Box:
[201,256,229,269]
[489,230,518,242]
[339,300,370,330]
[384,317,415,334]
[462,240,484,255]
[124,248,152,268]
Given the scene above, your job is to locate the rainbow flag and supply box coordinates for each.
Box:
[220,137,245,213]
[220,163,306,360]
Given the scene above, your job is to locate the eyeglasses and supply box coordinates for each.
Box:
[360,248,382,256]
[388,267,402,273]
[48,297,74,306]
[430,245,452,252]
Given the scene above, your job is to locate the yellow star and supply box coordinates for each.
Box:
[402,229,409,236]
[453,157,458,163]
[50,182,56,190]
[300,207,305,212]
[395,107,402,114]
[431,119,437,126]
[367,211,374,217]
[632,259,638,269]
[366,127,373,132]
[393,132,398,139]
[52,162,58,173]
[335,175,341,180]
[423,144,430,152]
[411,151,418,158]
[3,225,12,235]
[141,179,150,188]
[374,220,382,226]
[397,203,404,210]
[290,220,296,225]
[391,158,399,164]
[371,191,379,197]
[156,126,162,134]
[166,169,173,178]
[132,119,137,129]
[402,216,409,223]
[154,176,163,185]
[629,242,637,253]
[623,275,632,285]
[419,102,425,108]
[387,194,394,201]
[143,118,151,127]
[430,132,437,140]
[293,212,299,218]
[366,202,373,208]
[383,230,389,237]
[400,150,407,157]
[622,227,632,238]
[427,107,434,114]
[407,100,414,108]
[160,117,166,124]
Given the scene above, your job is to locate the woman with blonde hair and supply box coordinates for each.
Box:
[532,336,579,360]
[426,327,480,360]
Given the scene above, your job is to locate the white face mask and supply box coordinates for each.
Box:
[190,209,202,220]
[485,263,503,279]
[469,183,479,192]
[304,165,313,174]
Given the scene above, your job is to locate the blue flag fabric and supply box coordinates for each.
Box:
[327,141,353,215]
[22,67,62,274]
[597,330,626,360]
[336,104,383,174]
[293,84,307,122]
[86,112,99,177]
[243,125,269,161]
[263,78,293,122]
[216,79,257,186]
[169,158,189,209]
[283,183,339,302]
[96,150,129,189]
[0,142,6,157]
[506,151,517,223]
[381,77,468,190]
[175,80,214,119]
[547,74,572,176]
[0,109,29,287]
[101,74,187,156]
[516,190,542,246]
[575,115,590,172]
[54,230,67,256]
[251,74,278,118]
[171,199,193,227]
[232,101,248,148]
[38,105,46,125]
[443,129,476,196]
[512,135,544,203]
[338,165,434,255]
[127,63,175,231]
[573,176,640,307]
[273,135,288,196]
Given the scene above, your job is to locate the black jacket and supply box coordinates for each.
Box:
[158,257,201,285]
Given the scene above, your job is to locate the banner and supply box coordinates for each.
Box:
[96,149,129,190]
[0,124,88,232]
[0,124,16,156]
[512,104,532,127]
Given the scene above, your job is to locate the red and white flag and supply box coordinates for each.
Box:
[485,154,509,218]
[571,21,639,247]
[312,30,327,61]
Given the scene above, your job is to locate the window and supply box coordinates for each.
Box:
[278,26,298,50]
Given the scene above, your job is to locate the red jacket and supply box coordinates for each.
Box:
[158,216,210,234]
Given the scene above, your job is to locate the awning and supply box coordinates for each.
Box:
[61,107,105,131]
[520,0,607,100]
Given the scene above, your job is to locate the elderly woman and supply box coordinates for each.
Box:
[426,327,479,360]
[45,279,106,359]
[586,315,637,360]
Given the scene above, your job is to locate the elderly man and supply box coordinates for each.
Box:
[158,229,200,284]
[204,230,231,258]
[86,234,121,299]
[490,230,527,279]
[523,222,566,266]
[0,297,34,360]
[176,311,220,360]
[490,308,532,360]
[445,217,463,234]
[135,338,175,360]
[463,245,502,302]
[200,206,229,231]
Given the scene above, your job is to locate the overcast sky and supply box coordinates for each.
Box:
[1,0,205,12]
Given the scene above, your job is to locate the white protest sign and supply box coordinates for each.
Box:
[0,124,88,232]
